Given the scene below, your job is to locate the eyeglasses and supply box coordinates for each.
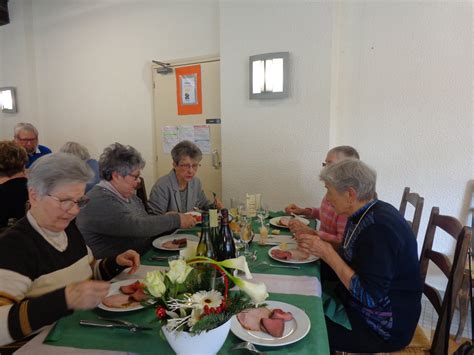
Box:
[47,194,90,210]
[178,163,201,170]
[16,137,38,143]
[127,173,141,181]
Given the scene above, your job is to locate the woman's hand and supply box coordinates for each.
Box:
[296,233,333,261]
[288,219,314,235]
[65,280,110,310]
[214,197,224,210]
[179,213,196,229]
[116,249,140,274]
[285,203,309,216]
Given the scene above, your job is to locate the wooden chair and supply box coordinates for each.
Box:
[136,177,151,213]
[400,207,470,355]
[399,187,424,238]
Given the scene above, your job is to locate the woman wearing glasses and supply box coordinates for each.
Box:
[0,153,140,348]
[148,140,223,214]
[76,143,196,259]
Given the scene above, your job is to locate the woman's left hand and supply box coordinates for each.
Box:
[296,233,333,261]
[116,249,140,274]
[214,197,224,210]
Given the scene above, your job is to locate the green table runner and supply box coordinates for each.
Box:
[44,292,329,354]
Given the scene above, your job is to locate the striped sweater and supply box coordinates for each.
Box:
[0,218,125,346]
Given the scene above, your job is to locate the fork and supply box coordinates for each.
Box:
[231,341,265,354]
[97,317,151,332]
[256,261,300,270]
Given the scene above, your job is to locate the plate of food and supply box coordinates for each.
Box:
[231,300,311,347]
[269,216,310,229]
[268,245,319,264]
[152,234,199,251]
[185,211,202,224]
[98,279,153,312]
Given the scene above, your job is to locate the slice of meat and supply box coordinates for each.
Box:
[289,249,309,261]
[260,317,285,337]
[119,280,142,295]
[237,307,272,331]
[271,249,292,260]
[271,308,294,321]
[130,288,150,302]
[278,217,290,227]
[102,293,140,309]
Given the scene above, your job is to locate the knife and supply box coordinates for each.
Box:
[79,320,152,331]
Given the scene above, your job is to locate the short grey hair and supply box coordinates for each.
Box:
[171,140,202,165]
[14,123,39,138]
[328,146,360,160]
[28,153,94,197]
[319,159,376,201]
[99,143,145,181]
[60,141,91,161]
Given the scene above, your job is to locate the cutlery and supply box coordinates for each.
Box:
[231,341,265,354]
[256,261,300,270]
[80,318,152,332]
[148,255,170,261]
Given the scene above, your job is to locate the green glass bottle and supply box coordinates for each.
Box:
[196,211,214,258]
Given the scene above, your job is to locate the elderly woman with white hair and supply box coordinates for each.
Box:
[297,159,422,353]
[60,141,100,192]
[0,153,140,348]
[76,143,196,259]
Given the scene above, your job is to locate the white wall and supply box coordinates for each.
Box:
[0,0,472,291]
[220,0,334,209]
[0,0,219,187]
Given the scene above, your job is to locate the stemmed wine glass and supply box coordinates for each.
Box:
[257,202,269,221]
[239,216,255,257]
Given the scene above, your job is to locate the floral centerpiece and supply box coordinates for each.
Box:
[141,256,268,354]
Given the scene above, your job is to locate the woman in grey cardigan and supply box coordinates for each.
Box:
[148,140,223,214]
[76,143,196,259]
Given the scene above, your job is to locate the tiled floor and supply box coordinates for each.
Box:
[419,294,471,340]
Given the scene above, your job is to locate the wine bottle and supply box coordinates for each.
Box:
[209,209,219,247]
[196,211,214,258]
[216,208,236,261]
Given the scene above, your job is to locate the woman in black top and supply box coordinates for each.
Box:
[0,141,28,228]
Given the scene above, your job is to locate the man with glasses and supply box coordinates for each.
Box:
[13,122,52,168]
[148,140,223,215]
[285,146,360,245]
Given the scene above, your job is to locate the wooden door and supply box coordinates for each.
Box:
[152,56,222,200]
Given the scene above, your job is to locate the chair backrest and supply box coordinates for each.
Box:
[136,177,151,213]
[418,207,470,355]
[399,187,424,238]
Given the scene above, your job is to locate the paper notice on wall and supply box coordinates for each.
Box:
[162,124,211,154]
[162,126,179,153]
[178,125,195,142]
[193,125,211,154]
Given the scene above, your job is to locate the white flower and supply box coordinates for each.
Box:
[220,256,253,279]
[233,278,268,304]
[143,270,166,297]
[191,290,223,310]
[167,259,193,284]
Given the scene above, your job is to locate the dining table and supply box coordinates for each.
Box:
[15,212,344,355]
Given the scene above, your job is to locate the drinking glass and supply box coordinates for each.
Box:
[257,202,269,221]
[239,217,255,256]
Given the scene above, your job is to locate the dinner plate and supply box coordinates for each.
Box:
[269,216,310,229]
[152,234,199,251]
[230,300,311,347]
[268,245,319,264]
[98,279,151,312]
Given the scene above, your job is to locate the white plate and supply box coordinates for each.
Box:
[269,216,310,229]
[98,279,149,312]
[152,234,199,251]
[253,234,297,246]
[268,245,319,264]
[231,300,311,347]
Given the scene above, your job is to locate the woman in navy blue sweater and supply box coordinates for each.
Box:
[297,159,422,353]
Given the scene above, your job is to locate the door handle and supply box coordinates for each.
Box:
[212,149,221,169]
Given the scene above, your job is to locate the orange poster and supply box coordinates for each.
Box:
[175,65,202,115]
